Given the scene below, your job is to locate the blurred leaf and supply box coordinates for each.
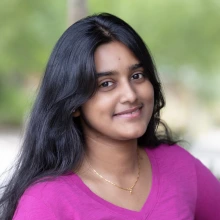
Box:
[0,0,67,74]
[88,0,220,75]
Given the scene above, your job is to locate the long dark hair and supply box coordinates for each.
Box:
[0,13,177,219]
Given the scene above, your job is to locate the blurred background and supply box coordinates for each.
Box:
[0,0,219,181]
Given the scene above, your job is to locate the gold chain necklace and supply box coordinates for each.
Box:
[87,150,140,194]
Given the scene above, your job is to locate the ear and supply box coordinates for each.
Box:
[73,109,80,117]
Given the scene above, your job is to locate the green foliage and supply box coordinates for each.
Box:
[88,0,220,109]
[0,0,66,125]
[0,0,220,125]
[0,82,29,125]
[0,0,66,75]
[88,0,220,75]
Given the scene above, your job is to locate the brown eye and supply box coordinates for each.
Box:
[132,73,144,80]
[100,81,114,88]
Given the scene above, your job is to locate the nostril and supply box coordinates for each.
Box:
[120,85,137,104]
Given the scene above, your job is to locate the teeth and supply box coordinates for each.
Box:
[131,109,139,114]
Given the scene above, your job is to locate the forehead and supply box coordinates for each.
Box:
[94,41,140,72]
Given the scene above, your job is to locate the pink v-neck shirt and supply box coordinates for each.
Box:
[13,145,220,220]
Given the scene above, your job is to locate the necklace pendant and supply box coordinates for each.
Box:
[88,149,140,195]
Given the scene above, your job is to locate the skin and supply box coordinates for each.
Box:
[75,41,154,211]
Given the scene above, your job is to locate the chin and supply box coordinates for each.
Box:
[120,128,146,141]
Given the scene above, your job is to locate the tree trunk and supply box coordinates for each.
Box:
[67,0,88,26]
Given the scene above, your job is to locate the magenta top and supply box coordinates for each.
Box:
[13,145,220,220]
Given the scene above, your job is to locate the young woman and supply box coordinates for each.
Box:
[0,13,220,220]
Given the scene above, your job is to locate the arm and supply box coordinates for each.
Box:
[13,195,57,220]
[195,159,220,220]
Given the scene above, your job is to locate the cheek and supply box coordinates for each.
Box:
[80,102,100,132]
[81,102,97,121]
[150,89,155,105]
[81,95,113,121]
[141,83,154,117]
[80,98,114,136]
[140,81,154,103]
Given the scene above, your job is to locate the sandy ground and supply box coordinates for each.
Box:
[0,130,22,184]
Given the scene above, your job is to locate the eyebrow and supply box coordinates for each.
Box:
[96,63,143,78]
[129,63,143,71]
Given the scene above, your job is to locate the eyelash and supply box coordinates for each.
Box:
[99,72,146,88]
[99,81,114,88]
[131,72,144,80]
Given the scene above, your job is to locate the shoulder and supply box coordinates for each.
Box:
[145,144,217,179]
[14,173,81,219]
[23,173,77,199]
[146,144,220,218]
[146,144,220,208]
[144,144,197,184]
[145,144,195,165]
[145,144,199,193]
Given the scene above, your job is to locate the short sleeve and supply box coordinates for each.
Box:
[13,195,57,220]
[195,158,220,220]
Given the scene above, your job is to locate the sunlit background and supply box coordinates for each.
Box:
[0,0,219,181]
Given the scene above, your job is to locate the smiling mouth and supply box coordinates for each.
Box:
[113,104,143,116]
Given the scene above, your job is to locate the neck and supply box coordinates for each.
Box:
[84,135,139,177]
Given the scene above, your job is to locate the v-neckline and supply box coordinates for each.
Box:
[71,148,160,218]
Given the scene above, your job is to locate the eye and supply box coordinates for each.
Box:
[99,81,114,88]
[131,73,144,80]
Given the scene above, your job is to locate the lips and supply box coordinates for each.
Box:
[114,104,143,116]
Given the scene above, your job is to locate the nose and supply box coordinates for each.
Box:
[119,81,137,104]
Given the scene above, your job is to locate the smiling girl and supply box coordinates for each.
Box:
[0,13,219,220]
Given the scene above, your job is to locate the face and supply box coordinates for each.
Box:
[80,41,154,142]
